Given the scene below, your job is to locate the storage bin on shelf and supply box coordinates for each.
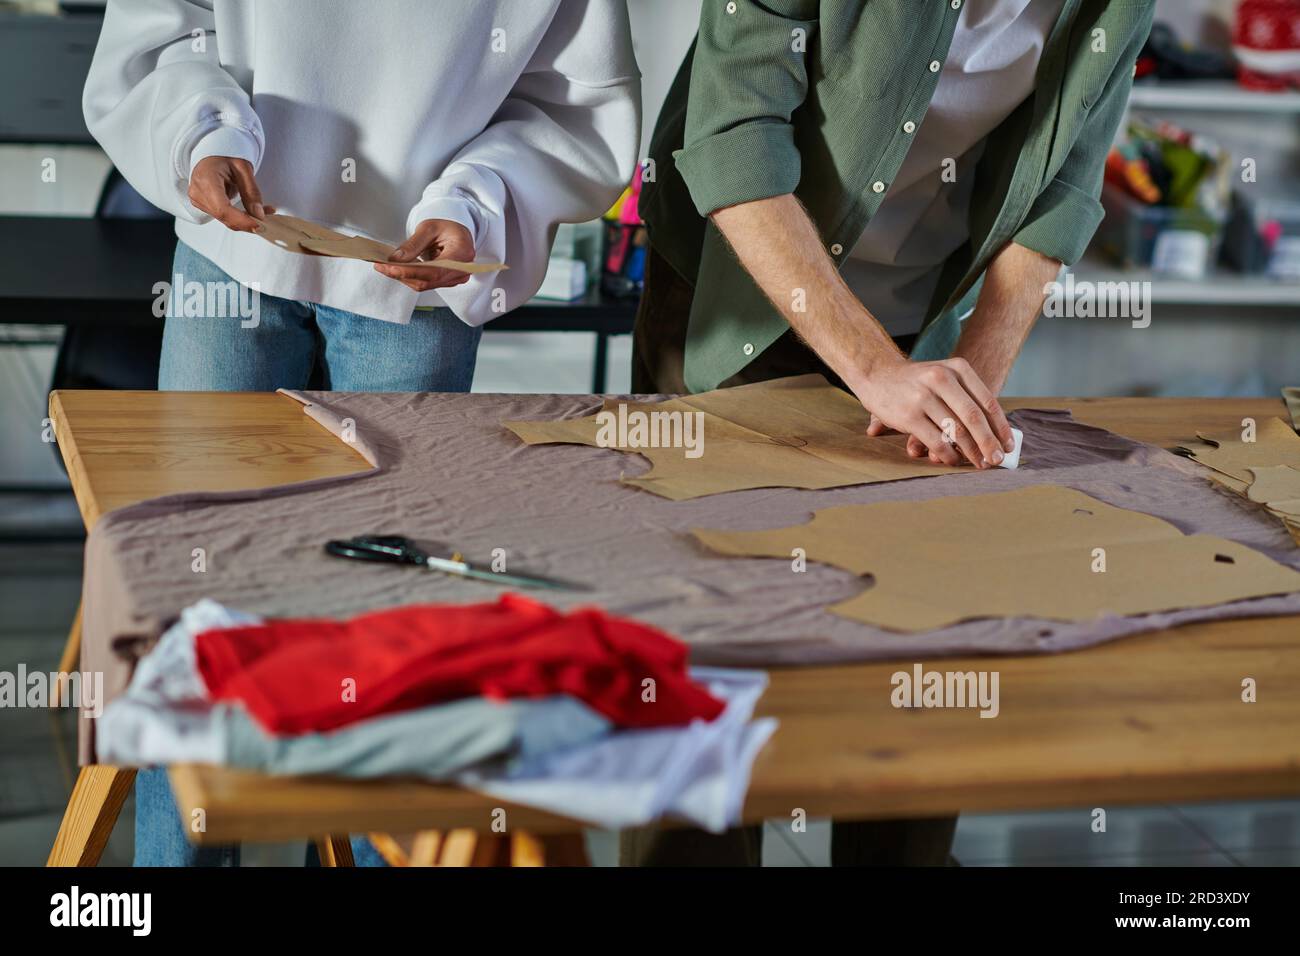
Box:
[1221,190,1300,281]
[1096,183,1226,279]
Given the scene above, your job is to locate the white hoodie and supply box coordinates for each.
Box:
[83,0,641,325]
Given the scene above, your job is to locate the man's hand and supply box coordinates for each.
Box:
[853,355,1015,468]
[188,156,272,231]
[374,219,475,292]
[870,418,962,463]
[711,194,1014,467]
[869,242,1061,461]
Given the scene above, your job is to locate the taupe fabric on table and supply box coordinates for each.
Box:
[78,390,1300,761]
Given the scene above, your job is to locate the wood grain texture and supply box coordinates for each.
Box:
[313,834,355,867]
[48,390,372,529]
[50,389,1300,841]
[168,764,591,843]
[50,603,81,707]
[46,766,137,866]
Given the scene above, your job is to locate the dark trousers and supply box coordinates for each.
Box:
[620,817,958,867]
[625,247,954,866]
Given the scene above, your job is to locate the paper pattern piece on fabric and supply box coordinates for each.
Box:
[1283,387,1300,433]
[1247,466,1300,515]
[254,213,506,274]
[692,485,1300,632]
[1176,417,1300,546]
[1247,465,1300,547]
[1176,417,1300,485]
[505,374,985,500]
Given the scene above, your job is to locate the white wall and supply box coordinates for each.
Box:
[627,0,702,155]
[1152,0,1236,48]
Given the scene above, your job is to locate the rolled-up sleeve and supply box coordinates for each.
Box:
[674,0,819,217]
[1013,8,1154,265]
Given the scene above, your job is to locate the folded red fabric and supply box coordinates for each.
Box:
[193,594,724,734]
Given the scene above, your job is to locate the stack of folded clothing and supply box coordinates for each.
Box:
[99,596,775,832]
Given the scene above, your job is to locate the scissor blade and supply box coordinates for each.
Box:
[486,570,586,591]
[420,556,584,591]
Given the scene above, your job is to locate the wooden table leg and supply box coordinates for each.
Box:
[47,765,136,867]
[510,831,591,867]
[369,829,590,866]
[408,830,443,866]
[314,835,355,867]
[50,603,82,708]
[437,829,492,866]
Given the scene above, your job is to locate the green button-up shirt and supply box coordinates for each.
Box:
[641,0,1156,392]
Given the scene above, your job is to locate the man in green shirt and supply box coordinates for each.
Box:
[635,0,1154,470]
[626,0,1155,864]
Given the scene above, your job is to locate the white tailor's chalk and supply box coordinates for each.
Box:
[998,427,1023,470]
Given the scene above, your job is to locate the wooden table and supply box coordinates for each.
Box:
[45,390,1300,864]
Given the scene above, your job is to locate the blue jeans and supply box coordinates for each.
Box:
[134,767,390,867]
[137,242,481,866]
[158,241,482,391]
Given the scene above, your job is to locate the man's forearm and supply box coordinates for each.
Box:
[954,241,1062,394]
[711,193,902,391]
[712,193,1015,467]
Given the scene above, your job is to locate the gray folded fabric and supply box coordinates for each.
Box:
[221,695,610,779]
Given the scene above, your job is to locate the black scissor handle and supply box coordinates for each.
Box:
[324,535,425,564]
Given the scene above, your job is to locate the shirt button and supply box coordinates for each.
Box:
[951,0,962,9]
[929,60,942,73]
[726,1,737,12]
[872,181,886,193]
[903,120,917,133]
[830,243,843,256]
[742,342,754,356]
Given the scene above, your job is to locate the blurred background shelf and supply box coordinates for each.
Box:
[1129,79,1300,113]
[1072,252,1300,307]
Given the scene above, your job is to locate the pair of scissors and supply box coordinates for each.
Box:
[324,535,587,592]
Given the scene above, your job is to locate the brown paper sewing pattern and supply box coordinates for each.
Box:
[692,485,1300,632]
[254,213,506,274]
[1176,416,1300,546]
[1282,386,1300,433]
[505,374,980,500]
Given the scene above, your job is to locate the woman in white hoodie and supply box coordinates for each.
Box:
[83,0,640,864]
[85,0,641,390]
